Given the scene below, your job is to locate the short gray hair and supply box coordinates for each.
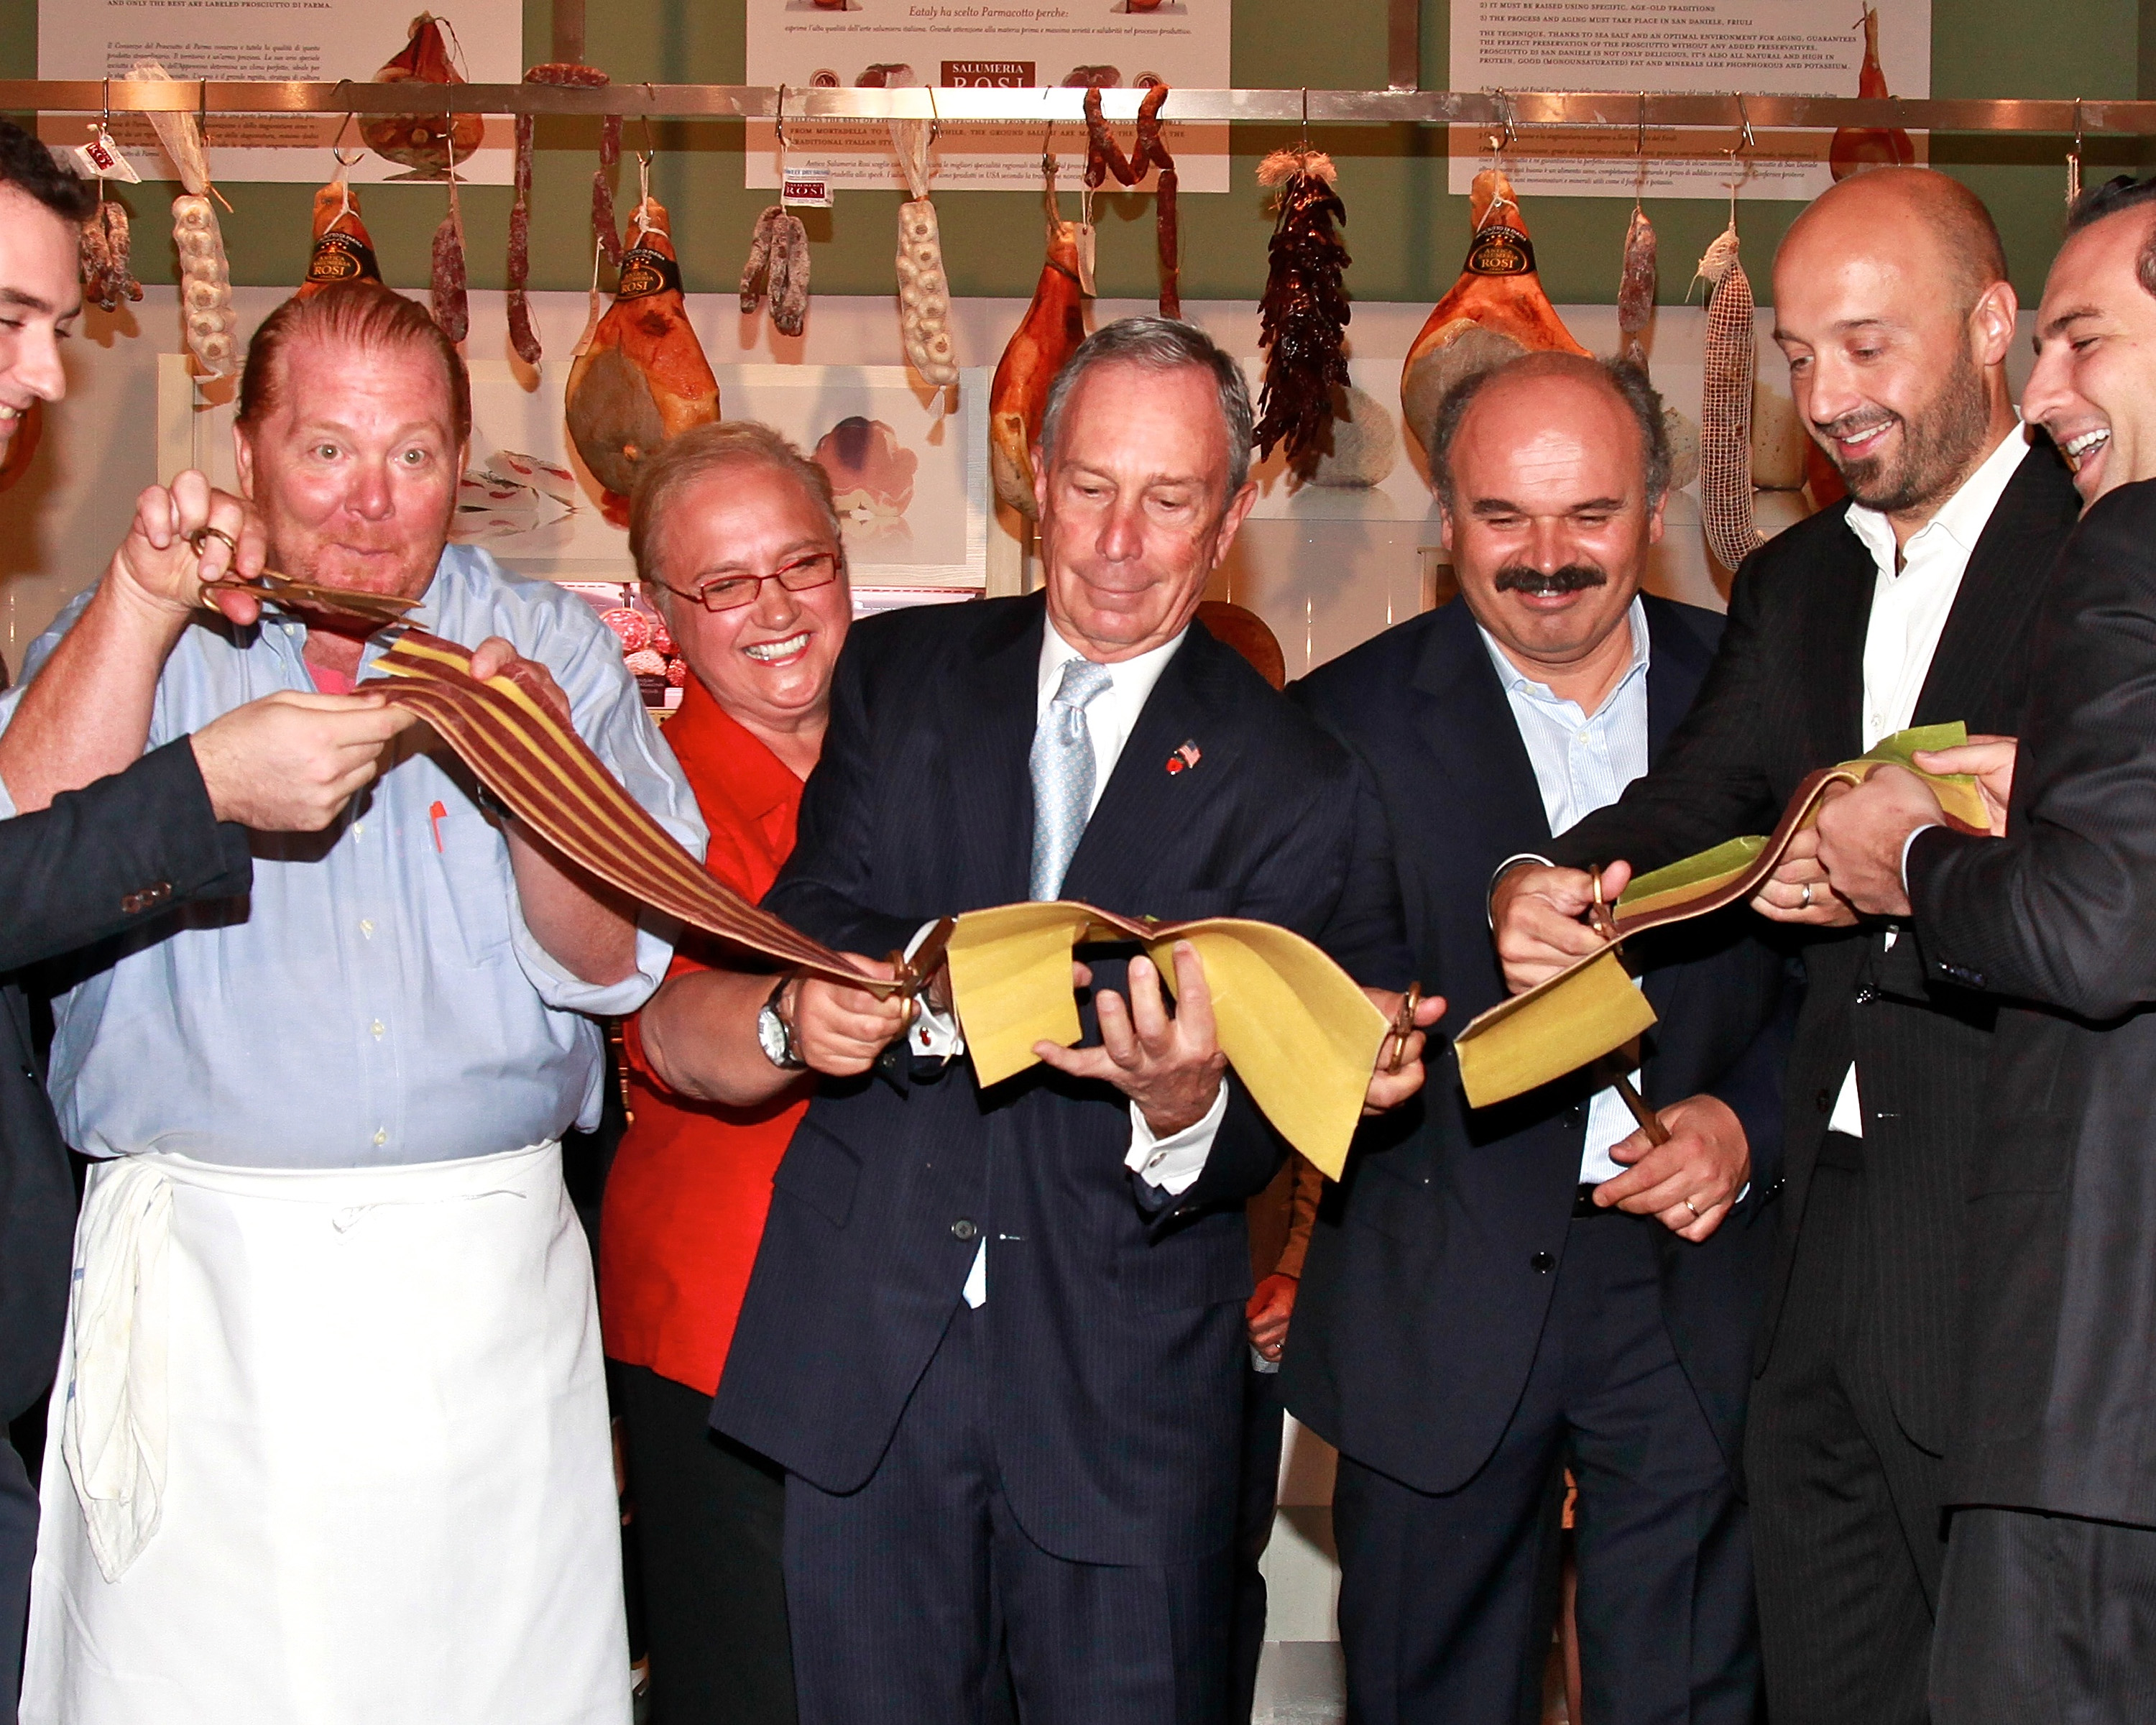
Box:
[1432,351,1672,512]
[1038,316,1256,497]
[627,419,843,594]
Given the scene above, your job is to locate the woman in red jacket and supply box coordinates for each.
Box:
[602,420,854,1725]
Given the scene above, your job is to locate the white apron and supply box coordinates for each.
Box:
[20,1143,630,1725]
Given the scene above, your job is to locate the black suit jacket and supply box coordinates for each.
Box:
[1281,594,1793,1493]
[0,739,252,1420]
[713,594,1409,1566]
[1907,477,2156,1528]
[1541,443,2081,1456]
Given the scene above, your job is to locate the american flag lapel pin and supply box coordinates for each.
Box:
[1164,740,1202,776]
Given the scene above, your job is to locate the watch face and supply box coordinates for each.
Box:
[757,1001,792,1067]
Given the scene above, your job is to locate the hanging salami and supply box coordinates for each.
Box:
[1616,205,1657,366]
[1251,147,1351,466]
[741,206,812,339]
[1082,86,1179,317]
[80,201,142,313]
[1696,222,1765,573]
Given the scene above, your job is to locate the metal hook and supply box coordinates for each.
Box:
[1486,88,1514,158]
[1733,91,1756,156]
[2068,97,2085,206]
[1300,86,1310,147]
[1636,91,1647,157]
[775,83,791,155]
[101,77,111,132]
[640,86,658,165]
[926,82,940,148]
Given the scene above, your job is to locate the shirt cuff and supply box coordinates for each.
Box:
[905,919,965,1061]
[1899,822,1942,895]
[512,913,674,1017]
[1125,1080,1229,1196]
[1488,852,1556,928]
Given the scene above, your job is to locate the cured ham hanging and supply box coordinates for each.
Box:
[1830,5,1915,180]
[1696,221,1765,573]
[989,158,1088,519]
[565,198,722,505]
[1401,168,1587,457]
[297,179,382,300]
[1251,147,1350,466]
[363,14,484,180]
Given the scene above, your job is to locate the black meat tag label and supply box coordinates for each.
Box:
[1465,223,1536,277]
[306,231,381,287]
[616,248,682,301]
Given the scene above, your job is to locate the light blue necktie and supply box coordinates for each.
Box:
[1029,657,1115,900]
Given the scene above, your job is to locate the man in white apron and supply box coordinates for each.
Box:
[0,282,705,1725]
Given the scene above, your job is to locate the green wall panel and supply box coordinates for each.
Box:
[0,0,2139,306]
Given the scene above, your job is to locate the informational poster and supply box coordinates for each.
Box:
[745,0,1230,193]
[1447,0,1929,199]
[37,1,521,183]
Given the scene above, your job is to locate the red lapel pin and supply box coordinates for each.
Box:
[1164,740,1202,776]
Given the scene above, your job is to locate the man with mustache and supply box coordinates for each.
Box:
[0,281,703,1724]
[1285,351,1790,1723]
[1809,172,2156,1722]
[1491,168,2081,1721]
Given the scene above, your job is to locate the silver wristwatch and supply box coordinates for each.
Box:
[757,976,807,1072]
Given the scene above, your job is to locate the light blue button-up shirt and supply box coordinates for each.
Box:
[1478,596,1652,1182]
[0,545,706,1169]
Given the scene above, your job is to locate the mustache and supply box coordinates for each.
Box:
[1493,564,1608,595]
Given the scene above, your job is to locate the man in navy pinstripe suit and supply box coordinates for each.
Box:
[712,318,1440,1724]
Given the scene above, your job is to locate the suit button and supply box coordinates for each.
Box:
[1530,1251,1554,1273]
[951,1218,979,1241]
[1815,1089,1832,1112]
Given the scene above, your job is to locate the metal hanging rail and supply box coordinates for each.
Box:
[1,81,2150,134]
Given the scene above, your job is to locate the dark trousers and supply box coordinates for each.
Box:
[0,1438,31,1725]
[1232,1363,1286,1723]
[1746,1157,1944,1725]
[614,1361,797,1725]
[1332,1208,1758,1725]
[783,1300,1233,1725]
[1931,1506,2156,1724]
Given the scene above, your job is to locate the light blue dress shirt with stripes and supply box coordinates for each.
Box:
[1478,595,1652,1182]
[0,545,707,1169]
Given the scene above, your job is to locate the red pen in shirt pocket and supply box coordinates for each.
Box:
[429,800,448,852]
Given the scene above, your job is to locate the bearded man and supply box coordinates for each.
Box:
[0,282,703,1725]
[1489,168,2081,1722]
[1811,172,2156,1724]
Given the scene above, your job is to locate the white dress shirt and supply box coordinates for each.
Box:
[1480,599,1657,1182]
[1828,426,2031,1136]
[938,620,1227,1307]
